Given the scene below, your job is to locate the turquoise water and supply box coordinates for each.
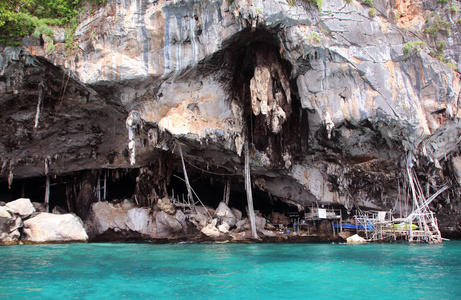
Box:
[0,241,460,299]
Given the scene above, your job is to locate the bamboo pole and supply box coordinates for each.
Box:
[179,144,195,211]
[45,175,50,212]
[97,173,101,202]
[244,140,258,239]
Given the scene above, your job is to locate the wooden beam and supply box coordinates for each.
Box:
[244,141,258,239]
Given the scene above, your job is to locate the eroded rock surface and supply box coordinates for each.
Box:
[1,0,461,238]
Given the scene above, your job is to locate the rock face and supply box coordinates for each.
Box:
[1,0,461,238]
[22,213,88,243]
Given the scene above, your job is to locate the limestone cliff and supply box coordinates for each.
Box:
[1,0,461,237]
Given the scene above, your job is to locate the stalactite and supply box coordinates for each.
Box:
[126,110,142,166]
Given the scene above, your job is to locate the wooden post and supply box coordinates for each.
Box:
[45,175,50,212]
[179,144,195,211]
[244,141,258,239]
[340,210,343,232]
[223,180,230,205]
[97,173,101,202]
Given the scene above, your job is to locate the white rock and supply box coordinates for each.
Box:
[346,234,367,245]
[5,198,35,218]
[218,223,230,233]
[214,202,238,227]
[201,224,221,237]
[126,208,150,232]
[22,213,88,243]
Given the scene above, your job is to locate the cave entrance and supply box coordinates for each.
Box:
[0,168,138,215]
[166,170,296,221]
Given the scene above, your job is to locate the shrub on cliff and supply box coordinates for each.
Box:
[0,0,105,45]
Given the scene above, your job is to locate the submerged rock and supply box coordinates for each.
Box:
[22,213,88,243]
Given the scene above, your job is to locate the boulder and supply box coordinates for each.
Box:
[231,208,243,220]
[86,201,116,235]
[346,234,367,245]
[0,207,22,243]
[120,200,135,210]
[5,198,35,218]
[22,213,88,243]
[201,224,221,237]
[338,231,353,240]
[188,212,208,229]
[157,197,176,215]
[214,202,238,227]
[255,215,267,232]
[86,202,157,238]
[32,202,48,212]
[218,223,230,234]
[126,208,150,232]
[52,206,68,214]
[235,219,247,230]
[156,211,183,237]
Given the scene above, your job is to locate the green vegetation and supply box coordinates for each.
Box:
[423,14,451,35]
[403,41,426,55]
[0,0,105,47]
[287,0,296,7]
[368,8,377,17]
[308,0,323,9]
[437,0,448,3]
[344,0,353,3]
[362,0,374,7]
[308,32,321,43]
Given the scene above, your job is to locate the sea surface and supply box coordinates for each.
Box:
[0,241,460,299]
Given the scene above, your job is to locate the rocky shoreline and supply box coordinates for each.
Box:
[1,197,353,245]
